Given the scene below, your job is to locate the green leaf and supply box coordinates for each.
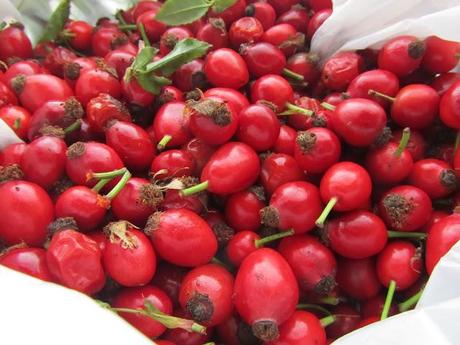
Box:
[145,38,211,77]
[155,0,214,26]
[212,0,237,13]
[135,73,171,95]
[39,0,71,43]
[132,46,158,71]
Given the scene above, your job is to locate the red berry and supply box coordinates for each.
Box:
[431,72,460,96]
[150,149,195,179]
[204,48,249,89]
[225,189,264,232]
[422,36,459,74]
[0,143,26,166]
[260,152,305,195]
[91,27,128,57]
[245,2,276,31]
[104,48,136,79]
[408,159,457,198]
[286,52,320,85]
[136,9,167,42]
[241,42,286,77]
[326,304,360,339]
[229,17,264,48]
[307,9,332,40]
[0,105,31,139]
[276,7,310,35]
[0,25,32,61]
[65,20,93,51]
[208,0,247,26]
[273,124,297,155]
[226,230,259,266]
[322,52,364,91]
[0,247,52,281]
[172,59,205,92]
[262,23,301,57]
[440,80,460,129]
[75,68,121,106]
[153,101,191,149]
[251,74,293,111]
[152,262,188,308]
[203,87,250,114]
[336,257,381,300]
[160,27,193,56]
[196,19,229,51]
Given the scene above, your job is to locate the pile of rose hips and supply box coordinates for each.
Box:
[1,0,460,343]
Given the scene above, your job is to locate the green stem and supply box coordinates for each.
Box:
[394,127,410,157]
[319,296,340,305]
[320,102,336,111]
[13,117,21,130]
[315,197,338,228]
[255,229,295,248]
[320,315,336,327]
[180,180,209,197]
[297,303,331,316]
[381,280,396,320]
[91,168,127,180]
[115,10,128,26]
[282,102,313,116]
[455,131,460,153]
[282,68,304,81]
[398,287,424,312]
[387,230,426,239]
[105,170,132,200]
[157,134,172,150]
[368,89,396,103]
[137,22,151,47]
[92,178,112,193]
[456,53,460,59]
[119,24,137,31]
[64,120,82,134]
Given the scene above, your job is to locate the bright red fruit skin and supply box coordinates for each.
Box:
[147,208,217,267]
[242,42,286,77]
[152,262,188,308]
[66,20,94,51]
[113,286,173,338]
[325,210,388,259]
[196,19,229,51]
[0,143,26,166]
[286,52,321,85]
[0,26,32,61]
[278,235,337,294]
[86,93,132,133]
[0,105,31,139]
[179,264,234,326]
[204,48,249,89]
[273,125,297,155]
[229,17,264,48]
[262,23,299,57]
[225,189,264,232]
[75,69,121,106]
[203,87,250,115]
[336,257,381,300]
[408,159,457,198]
[103,226,156,287]
[201,142,260,195]
[2,60,44,89]
[172,59,205,92]
[245,2,276,31]
[326,304,360,339]
[322,52,363,91]
[261,153,305,195]
[431,72,460,96]
[136,9,167,42]
[422,36,459,74]
[307,9,332,40]
[46,230,105,294]
[159,27,193,56]
[0,80,18,107]
[251,74,293,111]
[153,101,191,148]
[276,7,309,35]
[234,248,299,342]
[226,230,259,266]
[440,80,460,129]
[0,180,54,246]
[208,0,247,26]
[426,214,460,274]
[0,247,52,281]
[150,149,195,179]
[266,311,326,345]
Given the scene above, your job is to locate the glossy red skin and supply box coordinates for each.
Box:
[179,264,234,326]
[251,74,294,111]
[236,103,280,151]
[43,46,76,78]
[196,20,229,51]
[308,0,333,11]
[307,9,332,40]
[294,127,341,175]
[440,80,460,129]
[150,149,196,179]
[421,210,449,233]
[226,230,259,266]
[426,214,460,274]
[46,230,105,294]
[0,26,32,61]
[229,17,264,48]
[22,136,67,189]
[377,240,421,290]
[172,59,205,92]
[242,42,286,77]
[262,23,299,57]
[2,60,44,89]
[321,52,363,91]
[0,142,26,166]
[347,69,399,108]
[361,294,397,319]
[104,49,135,79]
[91,27,126,57]
[159,27,193,56]
[378,35,425,77]
[201,142,260,195]
[66,141,124,188]
[103,228,156,287]
[273,125,297,155]
[391,84,440,129]
[331,98,387,147]
[203,87,250,114]
[234,248,299,332]
[132,0,162,21]
[182,138,215,175]
[153,102,191,148]
[391,129,426,162]
[268,181,322,234]
[0,80,18,107]
[149,208,218,267]
[106,121,154,171]
[267,0,298,15]
[408,159,456,198]
[113,286,173,338]
[204,48,249,89]
[286,52,321,85]
[260,153,305,195]
[152,262,188,308]
[121,78,155,107]
[55,186,108,231]
[0,181,53,246]
[0,247,52,281]
[162,189,204,214]
[365,142,414,185]
[159,86,184,103]
[87,232,106,252]
[320,162,372,211]
[65,20,93,51]
[136,9,167,42]
[277,8,310,35]
[279,235,337,293]
[325,210,388,259]
[266,311,326,345]
[285,96,321,131]
[379,185,432,232]
[422,36,459,74]
[111,178,158,227]
[326,304,360,339]
[431,72,460,96]
[215,315,242,345]
[75,69,121,106]
[246,2,276,31]
[225,190,264,232]
[208,0,247,26]
[0,105,31,139]
[336,257,381,300]
[15,74,73,112]
[64,57,98,86]
[188,97,239,146]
